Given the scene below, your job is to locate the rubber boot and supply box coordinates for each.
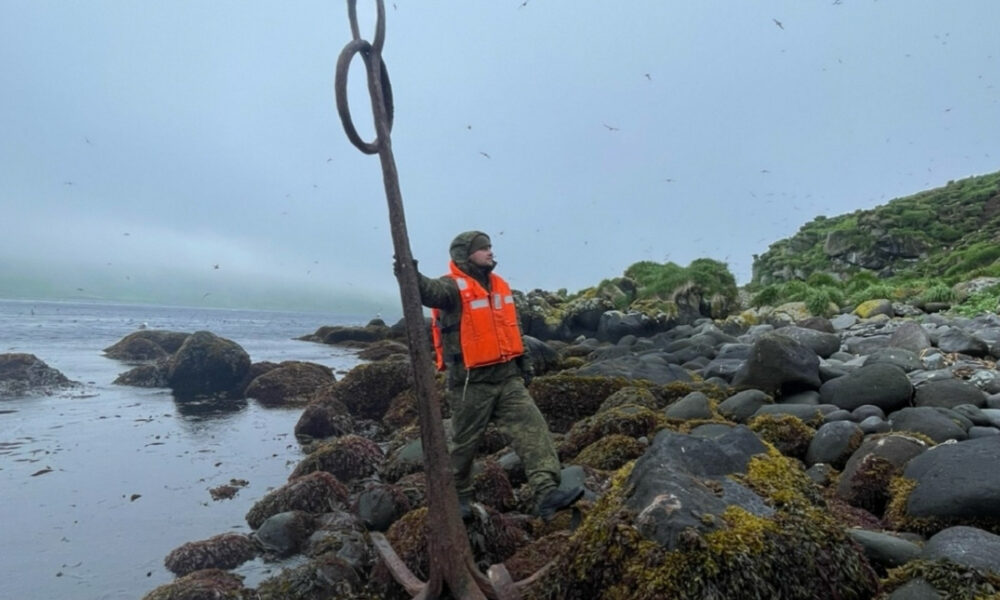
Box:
[536,486,584,520]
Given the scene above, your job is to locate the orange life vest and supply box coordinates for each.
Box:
[431,262,524,371]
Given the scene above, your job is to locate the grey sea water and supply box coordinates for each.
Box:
[0,299,370,600]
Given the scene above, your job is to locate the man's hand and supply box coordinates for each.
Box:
[393,256,417,277]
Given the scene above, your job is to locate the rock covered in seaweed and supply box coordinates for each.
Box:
[243,360,335,406]
[0,353,78,398]
[163,533,257,576]
[141,569,249,600]
[245,471,349,530]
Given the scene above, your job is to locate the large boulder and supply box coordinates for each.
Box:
[819,363,913,413]
[835,433,929,515]
[166,331,251,397]
[920,526,1000,574]
[913,378,986,409]
[897,436,1000,524]
[163,533,257,576]
[244,361,335,406]
[731,333,822,396]
[104,330,190,361]
[0,353,78,398]
[771,325,841,358]
[888,407,969,443]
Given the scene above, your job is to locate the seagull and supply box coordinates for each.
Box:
[773,18,784,29]
[519,0,529,7]
[644,73,652,81]
[602,123,620,131]
[213,264,219,269]
[479,151,491,159]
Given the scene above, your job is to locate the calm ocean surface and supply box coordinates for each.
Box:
[0,299,373,600]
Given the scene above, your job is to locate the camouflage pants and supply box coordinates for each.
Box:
[448,376,560,501]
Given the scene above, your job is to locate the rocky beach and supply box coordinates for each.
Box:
[13,288,996,599]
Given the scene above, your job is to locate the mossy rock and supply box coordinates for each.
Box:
[559,404,665,460]
[748,414,816,460]
[526,456,877,600]
[574,434,646,471]
[288,434,384,483]
[141,569,248,600]
[333,360,413,421]
[877,559,1000,599]
[531,375,634,433]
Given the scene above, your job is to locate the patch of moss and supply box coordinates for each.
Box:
[559,404,665,459]
[527,451,877,600]
[878,559,1000,599]
[747,414,816,460]
[574,434,647,471]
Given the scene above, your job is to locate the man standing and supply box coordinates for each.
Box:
[411,230,583,520]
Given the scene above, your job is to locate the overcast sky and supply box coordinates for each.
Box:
[2,1,999,314]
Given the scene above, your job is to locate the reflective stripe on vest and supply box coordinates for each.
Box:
[431,261,524,370]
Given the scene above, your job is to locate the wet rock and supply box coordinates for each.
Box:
[289,434,383,483]
[302,509,372,570]
[141,569,248,600]
[166,331,251,398]
[352,482,412,531]
[254,552,364,600]
[163,533,257,576]
[246,471,349,530]
[0,353,78,398]
[113,362,168,388]
[244,361,335,406]
[294,393,354,442]
[104,330,190,361]
[254,510,316,557]
[332,359,413,421]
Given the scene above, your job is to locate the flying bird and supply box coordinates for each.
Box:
[213,264,219,269]
[602,123,620,131]
[772,18,784,29]
[644,73,652,81]
[479,151,491,159]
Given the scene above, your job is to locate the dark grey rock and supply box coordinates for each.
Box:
[859,416,891,434]
[888,407,968,443]
[626,427,771,550]
[886,577,942,600]
[853,405,886,421]
[921,526,1000,574]
[731,333,821,396]
[887,321,933,354]
[772,325,841,358]
[913,378,986,409]
[903,437,1000,520]
[836,434,928,513]
[846,528,922,569]
[969,426,1000,438]
[806,420,864,468]
[717,389,772,423]
[664,391,714,420]
[937,326,990,357]
[255,511,315,557]
[820,363,913,413]
[866,347,923,373]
